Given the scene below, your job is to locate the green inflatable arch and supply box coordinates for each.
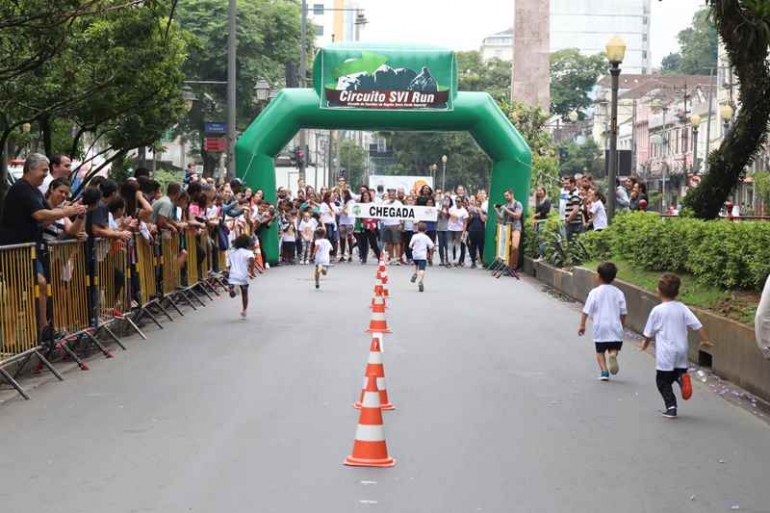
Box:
[236,43,531,264]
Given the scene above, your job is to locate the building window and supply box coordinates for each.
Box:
[642,51,648,60]
[315,25,324,36]
[313,4,324,15]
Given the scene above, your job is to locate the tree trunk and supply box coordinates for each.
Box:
[41,115,53,157]
[685,1,770,219]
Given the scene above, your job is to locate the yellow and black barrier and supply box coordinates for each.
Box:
[0,243,63,399]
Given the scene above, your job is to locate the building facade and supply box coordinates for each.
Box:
[482,0,652,75]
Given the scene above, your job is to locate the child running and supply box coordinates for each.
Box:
[640,273,710,419]
[578,262,627,381]
[227,234,255,319]
[313,227,333,289]
[409,222,435,292]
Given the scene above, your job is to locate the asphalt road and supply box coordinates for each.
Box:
[1,263,769,513]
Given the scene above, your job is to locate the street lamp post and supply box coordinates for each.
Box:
[689,114,702,193]
[441,155,448,192]
[430,163,437,185]
[226,0,237,181]
[605,35,626,223]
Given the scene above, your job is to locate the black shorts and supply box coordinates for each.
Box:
[413,259,427,271]
[595,341,623,353]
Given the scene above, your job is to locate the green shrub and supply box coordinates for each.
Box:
[580,229,613,261]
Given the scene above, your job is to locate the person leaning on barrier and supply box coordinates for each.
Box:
[43,178,87,242]
[0,153,87,335]
[151,182,188,234]
[85,178,132,242]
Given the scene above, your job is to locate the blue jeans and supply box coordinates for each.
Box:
[437,231,449,263]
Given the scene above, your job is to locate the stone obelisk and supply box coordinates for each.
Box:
[512,0,550,112]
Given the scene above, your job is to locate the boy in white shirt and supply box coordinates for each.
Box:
[641,273,710,419]
[313,227,333,289]
[579,262,627,381]
[409,222,435,292]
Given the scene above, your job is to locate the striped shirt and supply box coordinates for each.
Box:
[565,189,583,224]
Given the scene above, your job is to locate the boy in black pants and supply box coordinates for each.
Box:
[641,274,711,418]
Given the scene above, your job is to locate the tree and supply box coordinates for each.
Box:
[456,51,511,103]
[557,139,603,177]
[175,0,302,175]
[661,8,718,75]
[339,139,368,186]
[0,0,189,204]
[684,1,770,219]
[549,49,606,117]
[386,132,492,192]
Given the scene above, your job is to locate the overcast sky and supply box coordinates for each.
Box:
[358,0,706,68]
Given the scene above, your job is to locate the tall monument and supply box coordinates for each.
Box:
[512,0,550,112]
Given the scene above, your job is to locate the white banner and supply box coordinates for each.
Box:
[351,203,439,222]
[368,175,434,196]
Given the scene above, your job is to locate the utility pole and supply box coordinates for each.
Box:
[298,0,307,182]
[226,0,237,181]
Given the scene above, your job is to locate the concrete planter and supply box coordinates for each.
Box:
[523,256,770,403]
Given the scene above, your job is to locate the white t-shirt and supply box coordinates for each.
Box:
[409,232,435,260]
[227,248,254,285]
[447,206,468,232]
[558,187,569,218]
[299,218,318,241]
[643,301,703,371]
[314,238,333,265]
[339,200,356,226]
[282,219,297,243]
[319,203,338,225]
[590,200,608,230]
[582,284,627,342]
[382,199,403,227]
[755,275,770,359]
[39,174,53,196]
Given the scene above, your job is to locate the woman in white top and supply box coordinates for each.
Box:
[319,191,339,258]
[447,197,469,266]
[588,189,608,231]
[337,189,356,263]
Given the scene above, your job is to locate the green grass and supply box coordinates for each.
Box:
[582,258,758,327]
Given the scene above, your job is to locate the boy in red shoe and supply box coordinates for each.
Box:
[640,273,711,419]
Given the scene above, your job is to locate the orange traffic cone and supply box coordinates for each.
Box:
[366,296,391,333]
[344,374,396,467]
[370,289,387,311]
[380,278,390,300]
[355,336,394,410]
[376,260,389,284]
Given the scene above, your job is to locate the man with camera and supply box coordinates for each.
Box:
[498,189,523,270]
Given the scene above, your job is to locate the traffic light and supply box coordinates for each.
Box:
[295,147,305,167]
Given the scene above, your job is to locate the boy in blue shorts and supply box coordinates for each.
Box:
[409,222,435,292]
[578,262,627,381]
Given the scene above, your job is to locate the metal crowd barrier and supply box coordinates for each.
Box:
[46,239,118,370]
[0,243,63,399]
[0,225,221,399]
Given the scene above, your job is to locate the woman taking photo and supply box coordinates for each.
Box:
[465,196,487,268]
[319,191,339,258]
[357,190,381,264]
[437,195,452,266]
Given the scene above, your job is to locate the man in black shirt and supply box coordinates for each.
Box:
[0,153,86,333]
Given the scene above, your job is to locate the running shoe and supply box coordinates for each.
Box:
[598,371,610,381]
[240,310,247,319]
[679,372,693,400]
[608,353,619,375]
[410,273,418,283]
[418,282,424,292]
[661,407,678,419]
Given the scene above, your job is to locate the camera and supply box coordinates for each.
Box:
[494,203,503,209]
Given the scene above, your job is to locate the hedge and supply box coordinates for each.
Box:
[536,212,770,291]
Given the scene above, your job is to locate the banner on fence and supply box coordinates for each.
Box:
[351,203,438,222]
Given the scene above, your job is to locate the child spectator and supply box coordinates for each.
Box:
[281,211,298,264]
[579,262,627,381]
[409,222,435,292]
[641,273,710,418]
[313,227,333,289]
[227,234,255,319]
[298,210,318,265]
